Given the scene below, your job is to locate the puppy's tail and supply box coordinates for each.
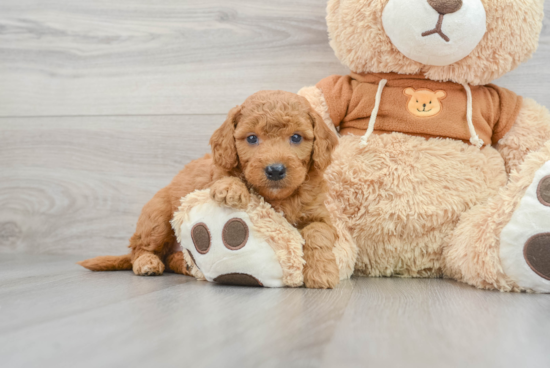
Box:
[77,254,132,271]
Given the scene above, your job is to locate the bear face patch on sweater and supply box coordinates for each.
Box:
[404,88,447,118]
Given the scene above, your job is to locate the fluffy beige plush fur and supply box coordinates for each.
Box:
[444,141,550,292]
[299,0,550,292]
[326,133,507,278]
[326,0,545,85]
[497,98,550,175]
[322,105,550,292]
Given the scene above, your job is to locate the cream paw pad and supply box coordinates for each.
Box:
[500,160,550,293]
[171,190,305,288]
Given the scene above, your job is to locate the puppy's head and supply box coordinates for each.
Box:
[210,90,338,201]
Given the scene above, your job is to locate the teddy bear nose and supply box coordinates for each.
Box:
[427,0,463,15]
[265,164,287,181]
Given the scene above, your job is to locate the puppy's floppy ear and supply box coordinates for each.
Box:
[210,105,241,171]
[309,110,338,171]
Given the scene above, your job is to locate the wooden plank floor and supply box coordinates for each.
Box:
[1,254,550,368]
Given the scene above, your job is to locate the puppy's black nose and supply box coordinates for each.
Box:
[265,164,286,181]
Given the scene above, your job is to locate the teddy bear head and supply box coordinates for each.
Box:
[326,0,545,85]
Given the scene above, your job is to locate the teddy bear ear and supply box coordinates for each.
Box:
[435,90,447,100]
[404,88,415,96]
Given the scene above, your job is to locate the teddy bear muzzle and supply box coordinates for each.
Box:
[422,0,464,43]
[382,0,487,66]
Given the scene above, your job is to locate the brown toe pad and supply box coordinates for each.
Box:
[214,273,263,287]
[191,223,211,254]
[538,175,550,207]
[222,218,249,250]
[524,233,550,280]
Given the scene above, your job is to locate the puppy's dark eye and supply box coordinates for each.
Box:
[247,135,259,145]
[290,134,302,144]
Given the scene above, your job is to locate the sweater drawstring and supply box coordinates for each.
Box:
[462,83,484,148]
[360,79,387,147]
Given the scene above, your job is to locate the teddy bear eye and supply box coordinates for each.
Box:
[416,100,419,103]
[430,101,432,104]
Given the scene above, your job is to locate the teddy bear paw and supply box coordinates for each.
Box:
[176,203,286,287]
[500,161,550,292]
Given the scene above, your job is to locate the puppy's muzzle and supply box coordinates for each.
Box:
[265,164,287,181]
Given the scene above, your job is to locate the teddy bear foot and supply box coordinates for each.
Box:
[213,273,264,287]
[184,216,278,287]
[500,162,550,292]
[171,190,306,288]
[523,233,550,280]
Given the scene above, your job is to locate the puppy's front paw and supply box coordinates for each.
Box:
[301,223,340,289]
[210,177,250,210]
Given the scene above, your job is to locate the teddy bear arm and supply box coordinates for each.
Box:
[298,86,339,135]
[496,98,550,175]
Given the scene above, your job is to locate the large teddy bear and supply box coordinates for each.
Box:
[172,0,550,292]
[295,0,550,292]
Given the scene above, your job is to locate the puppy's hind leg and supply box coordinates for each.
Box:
[130,187,174,276]
[165,251,193,276]
[132,251,165,276]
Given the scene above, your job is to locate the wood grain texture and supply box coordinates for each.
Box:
[0,115,223,254]
[0,0,348,117]
[0,254,356,368]
[1,1,547,117]
[1,254,549,368]
[321,278,550,368]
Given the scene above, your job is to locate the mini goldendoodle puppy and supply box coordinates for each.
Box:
[79,90,341,289]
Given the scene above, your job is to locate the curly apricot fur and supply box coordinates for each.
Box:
[79,90,340,288]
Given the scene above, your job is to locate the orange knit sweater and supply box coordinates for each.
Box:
[317,73,523,145]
